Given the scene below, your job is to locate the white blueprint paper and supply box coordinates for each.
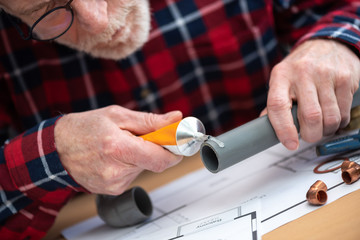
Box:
[63,132,360,240]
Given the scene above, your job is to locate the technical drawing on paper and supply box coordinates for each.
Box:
[63,131,360,240]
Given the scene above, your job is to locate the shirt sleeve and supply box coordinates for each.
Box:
[274,0,360,55]
[0,116,87,239]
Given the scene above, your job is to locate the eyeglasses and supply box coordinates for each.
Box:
[6,0,74,41]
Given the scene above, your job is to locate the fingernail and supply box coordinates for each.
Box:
[284,140,299,150]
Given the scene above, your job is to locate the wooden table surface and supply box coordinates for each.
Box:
[43,153,360,240]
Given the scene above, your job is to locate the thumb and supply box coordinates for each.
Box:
[121,110,183,135]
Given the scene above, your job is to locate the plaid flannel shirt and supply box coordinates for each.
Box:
[1,0,360,239]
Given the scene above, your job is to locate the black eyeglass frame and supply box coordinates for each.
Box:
[6,0,74,41]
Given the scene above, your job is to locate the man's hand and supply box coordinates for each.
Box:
[265,39,360,150]
[54,106,183,195]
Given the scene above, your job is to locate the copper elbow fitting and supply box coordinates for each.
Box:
[306,180,328,205]
[341,160,356,172]
[341,161,360,184]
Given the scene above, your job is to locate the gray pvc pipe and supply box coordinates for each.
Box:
[96,186,153,227]
[201,89,360,173]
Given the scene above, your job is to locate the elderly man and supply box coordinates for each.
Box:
[0,0,359,239]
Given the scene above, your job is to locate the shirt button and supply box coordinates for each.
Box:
[140,88,151,98]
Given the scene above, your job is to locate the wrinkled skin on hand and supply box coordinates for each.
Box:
[54,106,183,195]
[264,39,360,150]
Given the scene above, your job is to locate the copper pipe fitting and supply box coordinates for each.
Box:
[341,160,360,184]
[306,180,328,205]
[341,160,355,171]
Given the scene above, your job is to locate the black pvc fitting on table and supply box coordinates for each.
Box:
[96,186,153,228]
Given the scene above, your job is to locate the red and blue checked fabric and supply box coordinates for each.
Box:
[0,0,360,239]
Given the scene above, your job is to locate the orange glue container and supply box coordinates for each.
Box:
[140,117,207,156]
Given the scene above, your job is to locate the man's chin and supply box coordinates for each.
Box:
[82,21,150,60]
[56,28,149,60]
